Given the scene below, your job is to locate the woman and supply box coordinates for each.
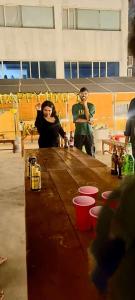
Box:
[35,100,65,148]
[124,98,135,158]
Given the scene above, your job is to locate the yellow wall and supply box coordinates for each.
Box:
[0,110,15,139]
[1,92,135,138]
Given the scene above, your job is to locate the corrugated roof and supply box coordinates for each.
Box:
[0,77,135,94]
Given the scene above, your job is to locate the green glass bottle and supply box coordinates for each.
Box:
[122,143,134,176]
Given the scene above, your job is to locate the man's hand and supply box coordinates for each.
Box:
[82,98,88,106]
[87,120,94,125]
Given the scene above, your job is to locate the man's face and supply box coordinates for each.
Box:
[79,90,88,102]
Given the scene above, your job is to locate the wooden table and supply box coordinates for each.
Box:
[25,147,119,300]
[102,139,125,155]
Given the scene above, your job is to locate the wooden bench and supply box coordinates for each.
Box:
[102,139,125,155]
[0,139,16,153]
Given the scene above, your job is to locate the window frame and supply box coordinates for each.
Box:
[4,5,22,28]
[64,61,119,78]
[21,5,55,29]
[62,8,121,31]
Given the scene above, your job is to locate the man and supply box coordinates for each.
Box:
[72,87,95,156]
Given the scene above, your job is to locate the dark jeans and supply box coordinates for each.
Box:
[74,134,94,156]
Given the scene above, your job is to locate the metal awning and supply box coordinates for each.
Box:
[0,77,135,94]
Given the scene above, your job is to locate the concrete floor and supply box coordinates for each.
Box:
[0,142,111,300]
[0,150,27,300]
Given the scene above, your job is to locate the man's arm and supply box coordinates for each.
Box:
[83,101,91,121]
[124,119,131,145]
[75,118,89,123]
[72,104,90,124]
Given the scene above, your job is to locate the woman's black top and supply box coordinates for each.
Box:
[35,111,65,148]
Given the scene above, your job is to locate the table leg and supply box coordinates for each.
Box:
[102,140,104,155]
[13,141,16,153]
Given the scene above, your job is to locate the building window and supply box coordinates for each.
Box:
[0,61,56,79]
[79,62,92,77]
[22,6,54,28]
[71,62,77,78]
[31,62,39,78]
[64,62,71,78]
[4,6,21,27]
[40,62,56,78]
[22,62,30,79]
[64,61,119,78]
[77,9,99,29]
[62,8,76,29]
[62,8,121,31]
[3,61,21,79]
[0,62,2,78]
[93,62,99,77]
[107,62,119,76]
[0,6,4,26]
[62,9,68,29]
[100,62,106,77]
[100,10,120,30]
[68,8,76,29]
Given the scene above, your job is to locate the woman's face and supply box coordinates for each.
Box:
[43,106,52,117]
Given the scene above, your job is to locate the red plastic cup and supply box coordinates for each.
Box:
[102,191,118,209]
[78,186,99,199]
[72,196,95,231]
[89,205,103,230]
[102,191,112,201]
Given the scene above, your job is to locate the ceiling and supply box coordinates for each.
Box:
[0,77,135,94]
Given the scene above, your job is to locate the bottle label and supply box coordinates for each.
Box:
[31,176,41,190]
[30,166,41,191]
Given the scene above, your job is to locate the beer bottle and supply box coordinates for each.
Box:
[117,147,123,179]
[125,143,134,175]
[26,156,37,178]
[30,163,41,191]
[111,145,118,175]
[121,148,127,177]
[64,134,69,148]
[114,149,118,175]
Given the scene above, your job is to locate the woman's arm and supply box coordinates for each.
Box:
[35,111,43,133]
[125,136,129,145]
[56,117,65,138]
[59,126,66,138]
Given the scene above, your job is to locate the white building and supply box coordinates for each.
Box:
[0,0,128,79]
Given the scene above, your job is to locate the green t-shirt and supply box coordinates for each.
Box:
[72,102,95,135]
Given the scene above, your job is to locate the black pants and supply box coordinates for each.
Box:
[74,134,94,156]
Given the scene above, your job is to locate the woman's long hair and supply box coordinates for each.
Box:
[41,100,57,117]
[128,98,135,118]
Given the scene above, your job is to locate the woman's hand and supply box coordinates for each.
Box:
[35,103,41,111]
